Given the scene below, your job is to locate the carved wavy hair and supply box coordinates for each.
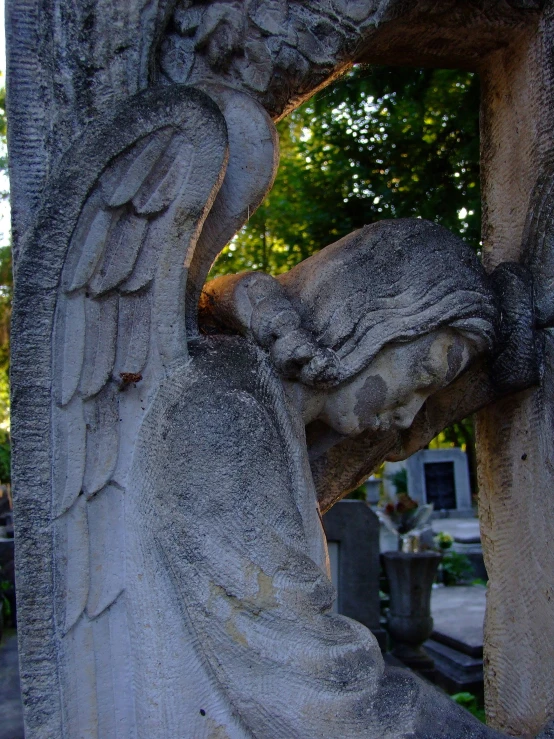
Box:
[277,218,497,387]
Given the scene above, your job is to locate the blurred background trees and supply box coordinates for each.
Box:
[212,65,480,276]
[0,83,11,483]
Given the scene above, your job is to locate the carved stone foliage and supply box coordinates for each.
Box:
[159,0,402,117]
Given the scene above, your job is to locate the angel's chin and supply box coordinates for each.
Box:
[339,416,382,437]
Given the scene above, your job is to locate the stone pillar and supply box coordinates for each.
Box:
[477,5,554,734]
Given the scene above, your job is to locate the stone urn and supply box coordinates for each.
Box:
[383,551,442,677]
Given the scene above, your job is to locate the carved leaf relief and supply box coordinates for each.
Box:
[196,2,247,69]
[173,4,204,35]
[159,34,196,83]
[339,0,378,22]
[295,18,344,66]
[239,39,274,92]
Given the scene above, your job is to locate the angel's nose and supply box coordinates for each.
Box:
[391,395,427,429]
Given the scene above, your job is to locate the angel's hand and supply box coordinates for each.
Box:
[199,271,339,384]
[489,261,542,393]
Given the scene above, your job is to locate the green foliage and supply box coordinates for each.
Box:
[442,550,474,586]
[212,65,480,278]
[0,84,10,432]
[0,86,7,172]
[0,246,11,430]
[451,692,486,724]
[0,428,10,484]
[347,484,367,501]
[0,580,11,620]
[434,531,454,551]
[385,468,408,495]
[428,415,475,452]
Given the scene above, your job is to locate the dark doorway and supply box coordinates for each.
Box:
[424,461,456,510]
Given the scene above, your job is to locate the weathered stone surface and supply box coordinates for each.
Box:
[477,6,554,734]
[7,1,554,736]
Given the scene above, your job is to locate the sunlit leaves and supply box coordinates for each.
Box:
[0,84,10,434]
[211,65,480,278]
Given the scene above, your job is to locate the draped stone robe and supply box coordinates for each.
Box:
[127,335,502,739]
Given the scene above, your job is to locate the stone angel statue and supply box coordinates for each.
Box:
[9,1,553,739]
[15,76,539,735]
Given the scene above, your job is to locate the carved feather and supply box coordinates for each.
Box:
[82,384,120,497]
[56,495,90,634]
[102,128,174,208]
[118,224,160,294]
[79,294,119,400]
[91,600,136,737]
[114,292,151,376]
[64,206,118,292]
[61,617,98,734]
[86,484,125,618]
[153,218,191,366]
[52,397,86,517]
[132,136,194,215]
[88,212,149,297]
[53,290,87,407]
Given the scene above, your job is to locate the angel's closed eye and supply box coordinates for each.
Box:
[417,364,443,387]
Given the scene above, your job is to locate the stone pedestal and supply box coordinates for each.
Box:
[383,551,442,677]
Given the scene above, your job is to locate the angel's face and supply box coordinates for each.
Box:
[320,329,476,437]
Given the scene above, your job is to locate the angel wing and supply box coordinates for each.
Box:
[50,85,278,735]
[185,83,279,336]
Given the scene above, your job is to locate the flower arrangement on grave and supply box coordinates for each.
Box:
[434,531,454,551]
[433,532,475,585]
[377,492,434,551]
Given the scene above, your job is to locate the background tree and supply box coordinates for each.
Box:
[0,84,11,482]
[213,65,480,276]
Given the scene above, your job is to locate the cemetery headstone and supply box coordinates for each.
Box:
[407,449,473,515]
[323,500,386,650]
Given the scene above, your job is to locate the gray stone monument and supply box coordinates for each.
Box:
[6,1,554,737]
[407,448,473,514]
[323,500,386,650]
